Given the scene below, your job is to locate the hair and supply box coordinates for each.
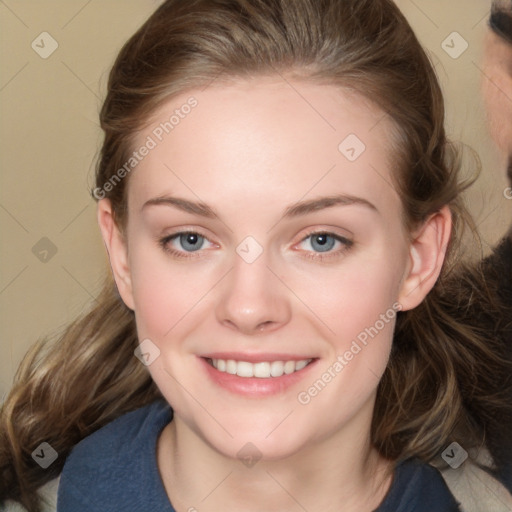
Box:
[2,1,512,510]
[490,0,512,43]
[490,0,512,185]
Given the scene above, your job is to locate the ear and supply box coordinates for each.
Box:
[398,206,452,311]
[97,199,135,310]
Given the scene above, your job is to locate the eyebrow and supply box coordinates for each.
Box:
[283,194,377,217]
[141,194,378,219]
[142,196,217,217]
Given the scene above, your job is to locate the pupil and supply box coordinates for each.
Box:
[180,233,202,252]
[311,233,335,253]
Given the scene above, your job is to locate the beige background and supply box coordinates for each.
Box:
[1,0,511,400]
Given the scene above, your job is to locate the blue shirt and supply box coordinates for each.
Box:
[57,400,461,511]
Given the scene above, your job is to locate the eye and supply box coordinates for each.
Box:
[304,233,336,252]
[159,230,214,258]
[174,232,206,252]
[297,231,353,261]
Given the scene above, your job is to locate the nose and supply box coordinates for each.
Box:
[215,250,292,335]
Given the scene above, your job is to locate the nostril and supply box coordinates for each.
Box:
[257,321,274,331]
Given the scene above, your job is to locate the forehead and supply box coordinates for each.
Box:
[128,77,402,218]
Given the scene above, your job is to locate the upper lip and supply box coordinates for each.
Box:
[201,352,316,363]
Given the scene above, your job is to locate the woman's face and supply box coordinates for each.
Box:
[106,77,429,460]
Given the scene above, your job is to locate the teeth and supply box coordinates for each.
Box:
[209,358,312,378]
[253,362,270,378]
[284,361,296,374]
[237,361,254,377]
[295,360,308,371]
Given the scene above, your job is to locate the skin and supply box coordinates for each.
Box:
[482,26,512,185]
[98,77,451,512]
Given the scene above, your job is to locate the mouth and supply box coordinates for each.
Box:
[204,357,315,378]
[199,354,318,396]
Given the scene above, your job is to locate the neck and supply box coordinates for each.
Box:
[157,405,394,512]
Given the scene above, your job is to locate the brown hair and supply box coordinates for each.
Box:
[2,1,511,510]
[490,0,512,42]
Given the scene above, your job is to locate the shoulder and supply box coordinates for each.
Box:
[57,400,173,511]
[440,450,512,512]
[65,399,171,465]
[377,458,461,512]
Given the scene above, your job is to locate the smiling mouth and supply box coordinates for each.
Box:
[205,357,315,378]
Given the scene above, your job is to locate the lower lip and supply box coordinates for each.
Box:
[199,357,318,397]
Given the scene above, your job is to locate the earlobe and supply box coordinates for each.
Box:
[398,206,452,311]
[97,199,135,310]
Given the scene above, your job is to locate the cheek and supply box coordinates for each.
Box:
[303,256,404,338]
[292,270,399,433]
[128,245,219,339]
[310,251,404,369]
[326,273,397,373]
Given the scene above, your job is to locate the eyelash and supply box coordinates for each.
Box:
[158,229,353,262]
[298,229,353,262]
[159,230,213,259]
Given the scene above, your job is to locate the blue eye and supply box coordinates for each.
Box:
[308,233,336,252]
[160,231,211,257]
[176,232,205,252]
[159,230,352,261]
[298,231,353,261]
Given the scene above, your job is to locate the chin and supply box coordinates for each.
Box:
[198,415,312,463]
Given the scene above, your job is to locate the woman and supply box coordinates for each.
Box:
[1,1,510,510]
[453,0,512,494]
